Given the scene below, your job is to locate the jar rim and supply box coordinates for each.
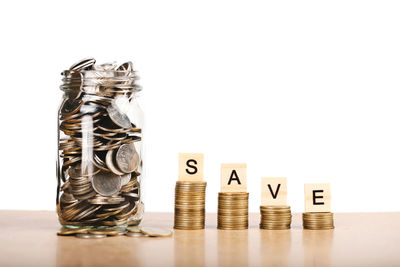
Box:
[60,69,141,93]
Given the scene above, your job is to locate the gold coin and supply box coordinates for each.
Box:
[57,227,89,236]
[126,226,142,233]
[88,229,122,236]
[140,227,173,237]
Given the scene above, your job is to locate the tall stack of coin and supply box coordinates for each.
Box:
[57,58,144,228]
[217,192,249,230]
[303,212,334,230]
[174,181,207,230]
[259,205,292,230]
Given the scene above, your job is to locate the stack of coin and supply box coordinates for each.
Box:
[303,212,334,230]
[57,58,144,227]
[259,205,292,230]
[217,192,249,230]
[174,181,207,230]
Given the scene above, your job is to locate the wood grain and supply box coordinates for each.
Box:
[0,211,399,266]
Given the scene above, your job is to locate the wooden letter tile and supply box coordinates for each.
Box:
[178,153,204,181]
[304,183,331,212]
[221,164,247,192]
[261,177,287,206]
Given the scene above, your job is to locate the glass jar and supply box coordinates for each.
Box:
[56,58,144,228]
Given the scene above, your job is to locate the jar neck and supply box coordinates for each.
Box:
[60,70,141,97]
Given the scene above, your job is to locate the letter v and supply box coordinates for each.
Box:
[268,184,281,199]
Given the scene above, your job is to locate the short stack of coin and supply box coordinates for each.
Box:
[217,192,249,230]
[303,212,334,230]
[259,205,292,230]
[174,181,207,230]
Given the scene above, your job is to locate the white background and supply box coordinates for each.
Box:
[0,0,399,213]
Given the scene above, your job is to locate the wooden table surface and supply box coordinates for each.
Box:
[0,211,399,267]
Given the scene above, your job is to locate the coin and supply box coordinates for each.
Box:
[107,106,132,129]
[92,172,122,196]
[117,61,133,72]
[61,99,84,116]
[120,174,131,186]
[105,149,125,175]
[75,233,107,239]
[126,226,141,233]
[125,232,146,237]
[88,195,125,205]
[89,229,122,236]
[69,58,96,71]
[140,227,173,237]
[116,143,139,173]
[57,227,89,236]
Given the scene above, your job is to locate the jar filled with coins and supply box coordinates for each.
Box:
[57,58,144,229]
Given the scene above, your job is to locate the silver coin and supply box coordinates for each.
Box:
[69,58,96,71]
[125,231,146,237]
[121,173,131,186]
[105,149,125,175]
[92,172,122,197]
[129,201,144,221]
[116,143,139,173]
[61,99,83,115]
[122,192,140,201]
[117,61,133,72]
[75,233,106,239]
[107,106,132,128]
[93,62,118,71]
[117,230,128,236]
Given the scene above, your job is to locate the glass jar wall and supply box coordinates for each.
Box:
[57,58,144,228]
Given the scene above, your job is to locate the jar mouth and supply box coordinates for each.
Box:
[60,69,141,95]
[62,69,138,75]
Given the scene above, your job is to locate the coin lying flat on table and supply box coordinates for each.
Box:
[126,226,141,233]
[88,229,121,236]
[57,227,89,236]
[140,227,173,237]
[75,233,107,239]
[125,231,146,237]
